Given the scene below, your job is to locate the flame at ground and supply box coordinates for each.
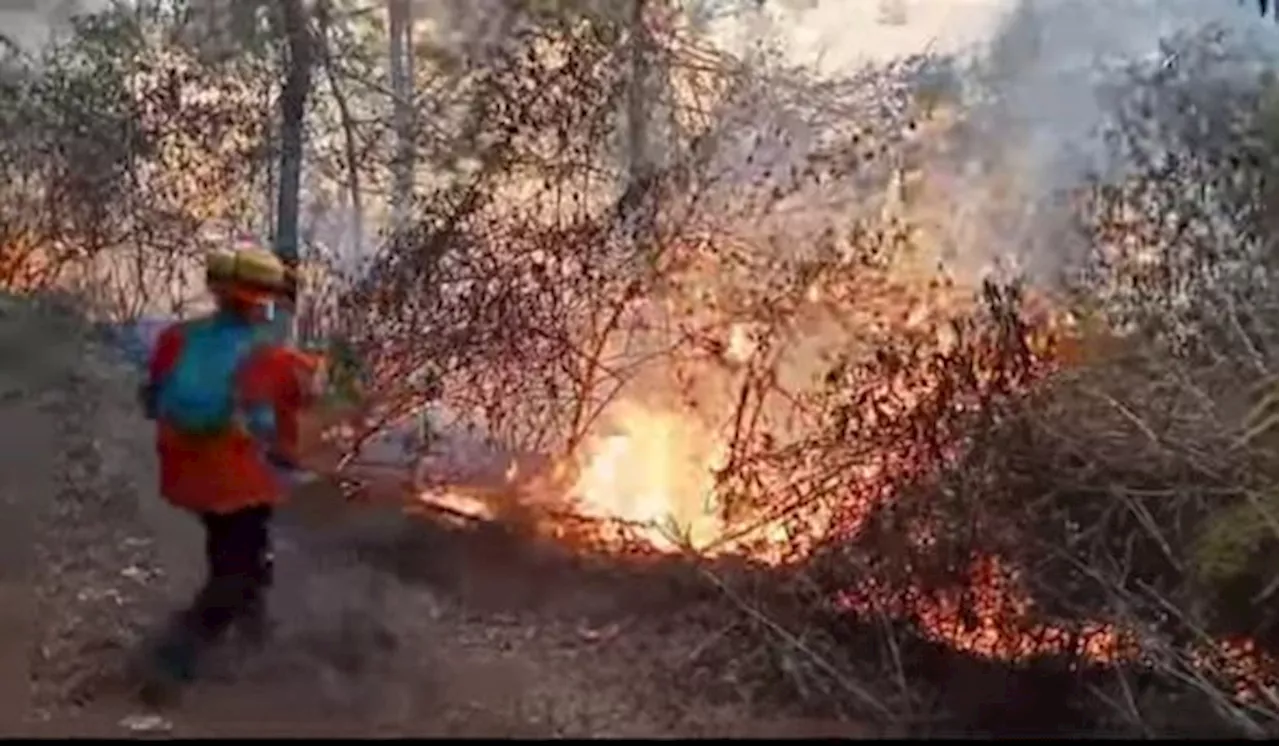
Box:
[836,554,1276,702]
[568,401,727,552]
[553,338,1275,704]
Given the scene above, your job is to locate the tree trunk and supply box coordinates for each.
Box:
[621,0,658,263]
[387,0,415,233]
[316,0,365,260]
[274,0,314,336]
[625,0,649,199]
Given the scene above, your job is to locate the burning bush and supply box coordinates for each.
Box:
[316,12,1275,738]
[692,22,1277,739]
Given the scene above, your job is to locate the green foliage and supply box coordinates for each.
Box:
[323,336,366,406]
[1195,373,1280,592]
[1194,498,1277,586]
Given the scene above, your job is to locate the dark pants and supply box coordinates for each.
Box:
[147,506,272,696]
[163,504,275,672]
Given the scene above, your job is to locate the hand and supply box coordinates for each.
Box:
[334,463,415,505]
[265,449,300,472]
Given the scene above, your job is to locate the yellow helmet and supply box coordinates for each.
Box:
[206,235,288,303]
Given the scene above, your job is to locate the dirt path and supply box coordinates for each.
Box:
[0,300,866,739]
[0,298,64,734]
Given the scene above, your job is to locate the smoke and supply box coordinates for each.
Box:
[927,0,1279,284]
[708,0,1010,73]
[370,1,1276,293]
[695,0,1278,284]
[581,0,1278,443]
[0,0,109,54]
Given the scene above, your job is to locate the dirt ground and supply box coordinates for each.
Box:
[0,298,870,739]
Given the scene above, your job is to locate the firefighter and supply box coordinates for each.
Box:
[138,238,321,700]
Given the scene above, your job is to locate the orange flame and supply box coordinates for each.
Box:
[568,401,726,552]
[554,314,1275,704]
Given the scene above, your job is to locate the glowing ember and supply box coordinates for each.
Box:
[834,554,1276,699]
[418,489,496,521]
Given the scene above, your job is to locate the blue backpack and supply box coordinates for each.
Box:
[155,315,269,436]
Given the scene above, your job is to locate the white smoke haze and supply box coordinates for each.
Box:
[945,0,1278,282]
[281,0,1278,296]
[329,0,1262,339]
[4,0,1273,283]
[0,0,108,54]
[688,0,1278,287]
[397,0,1273,410]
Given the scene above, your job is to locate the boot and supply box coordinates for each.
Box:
[151,632,199,683]
[137,622,201,707]
[234,601,276,651]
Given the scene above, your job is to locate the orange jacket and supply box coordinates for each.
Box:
[148,321,315,515]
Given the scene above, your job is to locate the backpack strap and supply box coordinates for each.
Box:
[141,319,199,420]
[229,327,281,448]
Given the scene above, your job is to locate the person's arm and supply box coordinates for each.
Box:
[140,324,183,420]
[291,350,326,408]
[237,347,295,468]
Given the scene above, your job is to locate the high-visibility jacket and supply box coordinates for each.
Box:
[147,314,316,514]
